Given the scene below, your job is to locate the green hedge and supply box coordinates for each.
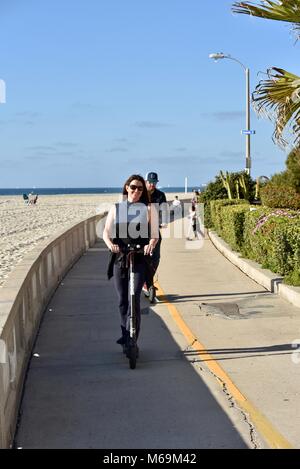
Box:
[210,203,300,286]
[242,207,277,264]
[260,184,300,209]
[278,219,300,276]
[210,199,249,235]
[242,208,300,283]
[219,205,250,251]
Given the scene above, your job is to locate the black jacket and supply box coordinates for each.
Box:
[149,188,167,226]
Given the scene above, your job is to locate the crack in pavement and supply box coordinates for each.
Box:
[184,341,260,449]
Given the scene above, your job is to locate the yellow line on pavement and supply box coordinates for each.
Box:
[156,283,293,449]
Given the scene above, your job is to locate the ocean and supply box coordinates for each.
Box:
[0,187,204,196]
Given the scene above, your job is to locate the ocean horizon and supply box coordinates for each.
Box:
[0,186,204,196]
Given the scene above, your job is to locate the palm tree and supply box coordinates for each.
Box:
[232,1,300,147]
[232,1,300,36]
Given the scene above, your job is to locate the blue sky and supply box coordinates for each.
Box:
[0,0,298,188]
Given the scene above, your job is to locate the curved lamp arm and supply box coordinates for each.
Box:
[209,52,246,71]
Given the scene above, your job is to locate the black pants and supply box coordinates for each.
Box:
[113,261,145,338]
[151,236,161,273]
[144,237,161,289]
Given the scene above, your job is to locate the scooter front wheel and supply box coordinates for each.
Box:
[127,339,138,369]
[128,346,137,369]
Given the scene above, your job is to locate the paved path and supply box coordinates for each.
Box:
[157,231,300,449]
[14,231,300,449]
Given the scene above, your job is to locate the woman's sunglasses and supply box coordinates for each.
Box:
[129,184,143,192]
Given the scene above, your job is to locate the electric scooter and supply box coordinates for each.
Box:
[126,243,144,369]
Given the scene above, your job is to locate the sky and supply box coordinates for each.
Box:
[0,0,298,188]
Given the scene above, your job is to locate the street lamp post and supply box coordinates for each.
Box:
[209,53,252,176]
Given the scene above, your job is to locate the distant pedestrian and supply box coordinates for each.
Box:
[191,190,199,209]
[171,195,181,208]
[186,205,197,240]
[171,195,181,220]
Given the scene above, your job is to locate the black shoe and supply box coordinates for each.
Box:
[122,330,130,354]
[149,285,156,303]
[116,336,126,345]
[116,326,127,345]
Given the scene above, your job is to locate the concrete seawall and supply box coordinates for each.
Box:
[0,213,106,448]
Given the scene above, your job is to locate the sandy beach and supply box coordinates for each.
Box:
[0,192,191,287]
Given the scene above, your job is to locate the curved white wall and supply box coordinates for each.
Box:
[0,213,106,448]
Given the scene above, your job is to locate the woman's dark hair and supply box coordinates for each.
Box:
[122,174,149,205]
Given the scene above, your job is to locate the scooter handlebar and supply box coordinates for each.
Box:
[126,243,145,254]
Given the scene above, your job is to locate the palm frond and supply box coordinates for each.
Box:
[253,68,300,147]
[232,1,300,37]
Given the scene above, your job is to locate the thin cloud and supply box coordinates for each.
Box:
[0,117,36,126]
[1,159,22,167]
[127,153,246,166]
[26,145,57,152]
[56,151,76,157]
[106,147,128,153]
[114,138,128,143]
[202,111,245,121]
[135,121,173,128]
[220,150,244,159]
[55,141,80,148]
[71,102,104,113]
[15,111,40,119]
[25,155,45,161]
[126,156,199,165]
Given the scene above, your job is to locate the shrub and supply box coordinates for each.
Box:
[286,147,300,193]
[210,199,249,235]
[243,208,300,277]
[219,205,250,251]
[260,184,300,210]
[284,269,300,287]
[267,147,300,193]
[199,176,227,228]
[199,171,255,228]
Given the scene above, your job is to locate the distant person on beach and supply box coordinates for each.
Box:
[143,171,168,296]
[103,174,159,352]
[28,193,38,205]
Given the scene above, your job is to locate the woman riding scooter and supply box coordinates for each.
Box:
[103,174,159,356]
